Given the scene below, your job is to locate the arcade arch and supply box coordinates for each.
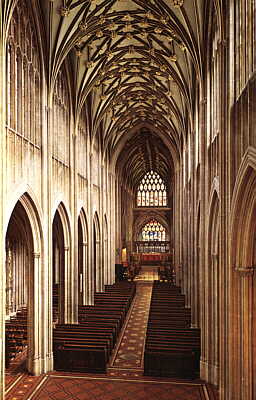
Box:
[229,159,256,400]
[52,203,72,324]
[206,191,220,386]
[5,193,47,375]
[93,212,103,293]
[78,209,88,305]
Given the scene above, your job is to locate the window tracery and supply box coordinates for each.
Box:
[6,2,41,147]
[140,219,167,242]
[137,170,167,207]
[52,67,70,165]
[77,105,87,177]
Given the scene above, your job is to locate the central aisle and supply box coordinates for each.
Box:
[108,282,153,377]
[134,266,159,281]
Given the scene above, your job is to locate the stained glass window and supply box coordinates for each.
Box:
[137,170,167,207]
[140,219,166,241]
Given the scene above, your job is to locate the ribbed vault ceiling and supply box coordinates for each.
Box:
[46,0,205,185]
[117,127,173,190]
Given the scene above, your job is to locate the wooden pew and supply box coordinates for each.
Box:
[54,281,135,373]
[5,308,28,367]
[144,281,200,379]
[54,342,108,373]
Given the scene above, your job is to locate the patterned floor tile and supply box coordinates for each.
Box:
[110,282,152,369]
[30,376,207,400]
[5,268,218,400]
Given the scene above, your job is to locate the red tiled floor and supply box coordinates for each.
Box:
[5,274,219,400]
[5,374,45,400]
[29,375,207,400]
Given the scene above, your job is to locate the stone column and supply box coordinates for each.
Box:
[208,253,220,385]
[27,252,42,375]
[64,245,72,323]
[88,152,94,304]
[71,132,78,323]
[44,88,54,373]
[98,164,104,292]
[81,242,87,304]
[0,21,8,399]
[239,268,254,400]
[228,267,255,400]
[95,238,103,292]
[115,177,122,264]
[59,245,71,323]
[217,38,229,399]
[174,167,181,286]
[198,94,208,381]
[110,172,116,284]
[189,134,197,327]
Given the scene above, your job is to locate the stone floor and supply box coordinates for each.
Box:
[134,266,159,281]
[5,267,218,400]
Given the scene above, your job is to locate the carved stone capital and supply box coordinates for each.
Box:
[235,266,256,276]
[172,0,184,7]
[33,252,40,259]
[200,97,207,105]
[59,6,70,17]
[217,39,227,47]
[79,21,87,32]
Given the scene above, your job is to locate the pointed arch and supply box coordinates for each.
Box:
[52,202,72,324]
[78,207,88,244]
[205,189,220,386]
[230,148,256,267]
[134,213,170,242]
[229,149,256,400]
[136,170,168,207]
[103,214,110,285]
[52,202,71,249]
[93,212,103,292]
[5,192,49,375]
[78,208,89,305]
[208,190,220,256]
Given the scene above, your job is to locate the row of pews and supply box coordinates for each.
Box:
[144,281,200,379]
[53,281,135,373]
[5,307,27,368]
[52,283,59,323]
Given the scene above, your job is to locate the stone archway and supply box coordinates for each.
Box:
[5,193,47,375]
[52,203,72,324]
[103,215,110,285]
[207,191,220,387]
[93,212,103,292]
[191,202,200,329]
[78,209,89,305]
[229,154,256,400]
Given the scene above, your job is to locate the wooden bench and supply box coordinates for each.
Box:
[54,281,135,373]
[144,282,200,379]
[144,348,199,378]
[5,308,28,367]
[54,342,108,373]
